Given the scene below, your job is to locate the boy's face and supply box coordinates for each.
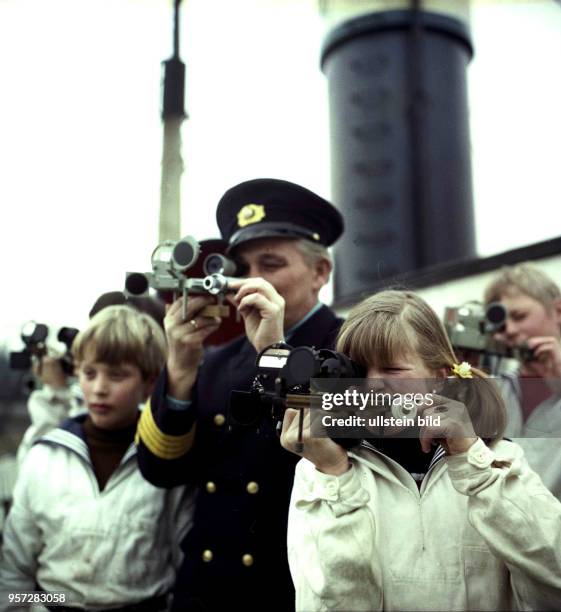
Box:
[494,289,561,347]
[78,359,151,430]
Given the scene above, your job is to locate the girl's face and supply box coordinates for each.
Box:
[365,350,445,428]
[367,350,440,383]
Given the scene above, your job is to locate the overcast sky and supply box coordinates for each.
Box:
[1,0,560,347]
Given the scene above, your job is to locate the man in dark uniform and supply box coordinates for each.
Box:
[136,178,344,611]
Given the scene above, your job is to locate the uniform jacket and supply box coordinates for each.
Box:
[288,438,561,611]
[137,304,343,611]
[0,415,194,611]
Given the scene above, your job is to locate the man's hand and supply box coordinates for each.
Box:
[165,295,221,400]
[227,278,285,354]
[281,408,350,476]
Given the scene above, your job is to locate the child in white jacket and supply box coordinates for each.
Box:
[15,292,165,467]
[281,290,561,611]
[15,355,85,467]
[0,305,194,611]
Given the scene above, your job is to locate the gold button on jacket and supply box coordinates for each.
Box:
[213,413,226,426]
[202,550,213,562]
[246,481,259,494]
[242,554,254,567]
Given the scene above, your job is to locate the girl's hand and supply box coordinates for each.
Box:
[418,393,477,455]
[281,407,350,476]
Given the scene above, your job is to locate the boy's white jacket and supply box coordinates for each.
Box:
[0,417,195,610]
[498,374,561,500]
[288,438,561,612]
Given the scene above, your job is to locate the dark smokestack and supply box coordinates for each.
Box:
[321,8,475,304]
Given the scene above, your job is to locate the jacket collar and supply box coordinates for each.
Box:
[353,442,447,495]
[36,413,138,466]
[288,304,342,348]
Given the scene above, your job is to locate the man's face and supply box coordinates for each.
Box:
[494,289,561,347]
[233,238,329,329]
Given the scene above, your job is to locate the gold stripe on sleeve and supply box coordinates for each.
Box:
[135,398,196,460]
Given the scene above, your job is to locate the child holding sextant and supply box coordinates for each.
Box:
[281,290,561,611]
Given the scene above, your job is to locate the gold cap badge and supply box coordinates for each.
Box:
[237,204,266,228]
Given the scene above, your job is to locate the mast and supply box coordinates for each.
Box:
[158,0,187,242]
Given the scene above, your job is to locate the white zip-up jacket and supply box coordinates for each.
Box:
[0,417,195,610]
[287,438,561,611]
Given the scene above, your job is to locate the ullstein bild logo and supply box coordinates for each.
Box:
[320,414,442,429]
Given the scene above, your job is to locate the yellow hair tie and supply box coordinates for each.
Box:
[451,362,473,379]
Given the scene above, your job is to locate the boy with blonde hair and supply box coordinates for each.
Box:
[0,306,194,610]
[16,292,166,466]
[484,262,561,499]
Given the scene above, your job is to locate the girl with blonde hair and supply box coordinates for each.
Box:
[281,290,561,611]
